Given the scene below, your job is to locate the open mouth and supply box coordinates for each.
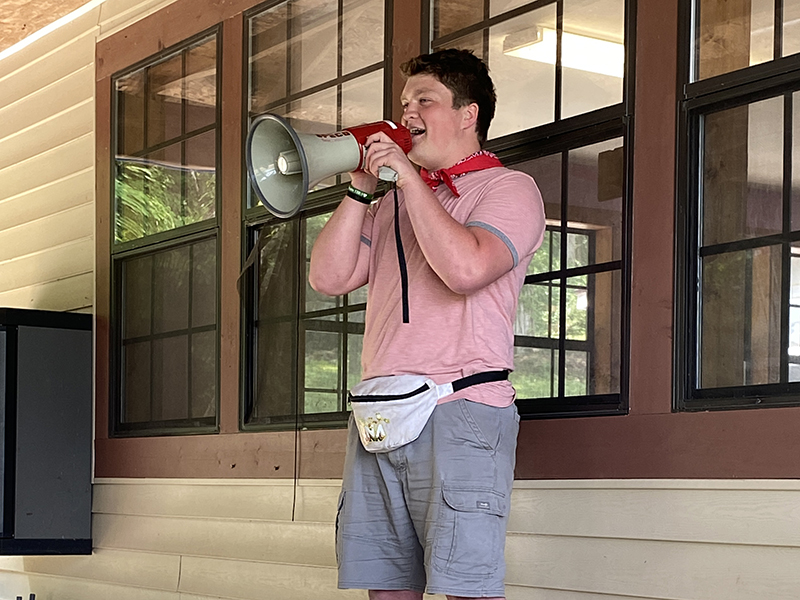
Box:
[409,127,426,136]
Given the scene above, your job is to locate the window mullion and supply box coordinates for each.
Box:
[775,0,784,61]
[558,149,569,398]
[554,0,563,123]
[781,92,792,384]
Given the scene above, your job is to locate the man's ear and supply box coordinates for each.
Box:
[461,102,479,132]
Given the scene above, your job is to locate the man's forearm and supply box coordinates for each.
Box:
[308,196,370,296]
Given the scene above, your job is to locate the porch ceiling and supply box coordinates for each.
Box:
[0,0,91,55]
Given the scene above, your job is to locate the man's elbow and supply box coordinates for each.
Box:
[309,269,352,297]
[442,267,490,296]
[308,271,336,296]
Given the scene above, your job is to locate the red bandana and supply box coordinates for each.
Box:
[419,150,503,197]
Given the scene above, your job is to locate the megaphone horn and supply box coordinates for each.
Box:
[246,114,413,218]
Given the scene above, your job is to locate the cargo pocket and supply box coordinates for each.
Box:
[335,490,345,566]
[432,486,508,576]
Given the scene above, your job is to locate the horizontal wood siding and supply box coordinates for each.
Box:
[0,0,178,313]
[0,9,96,312]
[3,479,800,599]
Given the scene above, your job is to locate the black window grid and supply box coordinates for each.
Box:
[109,28,222,436]
[678,76,800,411]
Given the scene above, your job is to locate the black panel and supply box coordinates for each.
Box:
[0,308,91,331]
[0,328,5,537]
[0,309,92,555]
[0,538,92,555]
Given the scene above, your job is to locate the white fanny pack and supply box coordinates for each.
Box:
[348,370,509,453]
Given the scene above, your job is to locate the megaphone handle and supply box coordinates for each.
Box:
[377,166,398,182]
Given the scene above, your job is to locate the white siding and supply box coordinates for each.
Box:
[0,0,178,312]
[2,479,800,600]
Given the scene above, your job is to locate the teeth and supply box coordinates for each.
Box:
[410,128,425,135]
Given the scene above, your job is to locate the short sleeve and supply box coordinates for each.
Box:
[465,170,545,268]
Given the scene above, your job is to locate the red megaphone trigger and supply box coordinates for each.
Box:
[342,121,413,172]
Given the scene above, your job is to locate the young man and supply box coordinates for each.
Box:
[309,49,545,600]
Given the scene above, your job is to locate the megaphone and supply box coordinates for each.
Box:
[246,113,413,218]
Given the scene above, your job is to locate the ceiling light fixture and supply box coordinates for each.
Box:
[503,27,624,78]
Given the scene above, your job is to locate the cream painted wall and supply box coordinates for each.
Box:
[2,479,800,600]
[0,0,179,313]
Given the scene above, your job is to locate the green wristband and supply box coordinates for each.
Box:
[346,185,374,204]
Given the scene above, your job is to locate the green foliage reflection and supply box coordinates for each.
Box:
[115,159,216,243]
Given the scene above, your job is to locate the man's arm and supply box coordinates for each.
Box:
[308,173,375,297]
[363,135,514,295]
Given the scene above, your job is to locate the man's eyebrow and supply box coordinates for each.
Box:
[401,87,439,102]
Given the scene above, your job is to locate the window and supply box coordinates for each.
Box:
[433,0,631,418]
[110,31,220,434]
[432,0,626,138]
[678,1,800,410]
[242,0,387,428]
[510,134,625,417]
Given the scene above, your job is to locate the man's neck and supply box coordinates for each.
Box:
[423,143,483,172]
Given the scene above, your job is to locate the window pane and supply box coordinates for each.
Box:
[117,69,145,156]
[304,328,340,400]
[342,0,384,75]
[290,0,339,93]
[516,282,560,339]
[249,4,289,113]
[114,35,218,243]
[488,5,558,138]
[700,246,782,388]
[784,2,800,57]
[185,39,218,132]
[191,330,217,418]
[347,332,363,390]
[273,86,338,133]
[696,0,774,80]
[123,255,152,339]
[515,153,562,251]
[512,347,558,398]
[152,246,190,334]
[255,222,298,419]
[123,341,151,423]
[119,237,218,426]
[435,0,483,39]
[568,270,621,395]
[305,391,339,413]
[702,98,783,246]
[789,243,800,381]
[192,238,217,328]
[152,336,189,420]
[341,71,384,128]
[564,350,588,396]
[444,30,485,60]
[568,138,623,264]
[305,213,338,312]
[146,53,184,148]
[528,230,560,275]
[561,0,625,118]
[791,92,800,231]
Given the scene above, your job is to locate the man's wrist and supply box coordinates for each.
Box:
[346,185,374,205]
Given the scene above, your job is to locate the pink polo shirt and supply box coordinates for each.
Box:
[359,166,545,407]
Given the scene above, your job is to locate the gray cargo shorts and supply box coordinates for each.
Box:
[336,398,520,598]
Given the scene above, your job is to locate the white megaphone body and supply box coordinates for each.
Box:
[246,113,413,218]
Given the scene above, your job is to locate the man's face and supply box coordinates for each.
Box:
[400,74,476,171]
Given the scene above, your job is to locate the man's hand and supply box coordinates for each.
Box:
[361,131,419,188]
